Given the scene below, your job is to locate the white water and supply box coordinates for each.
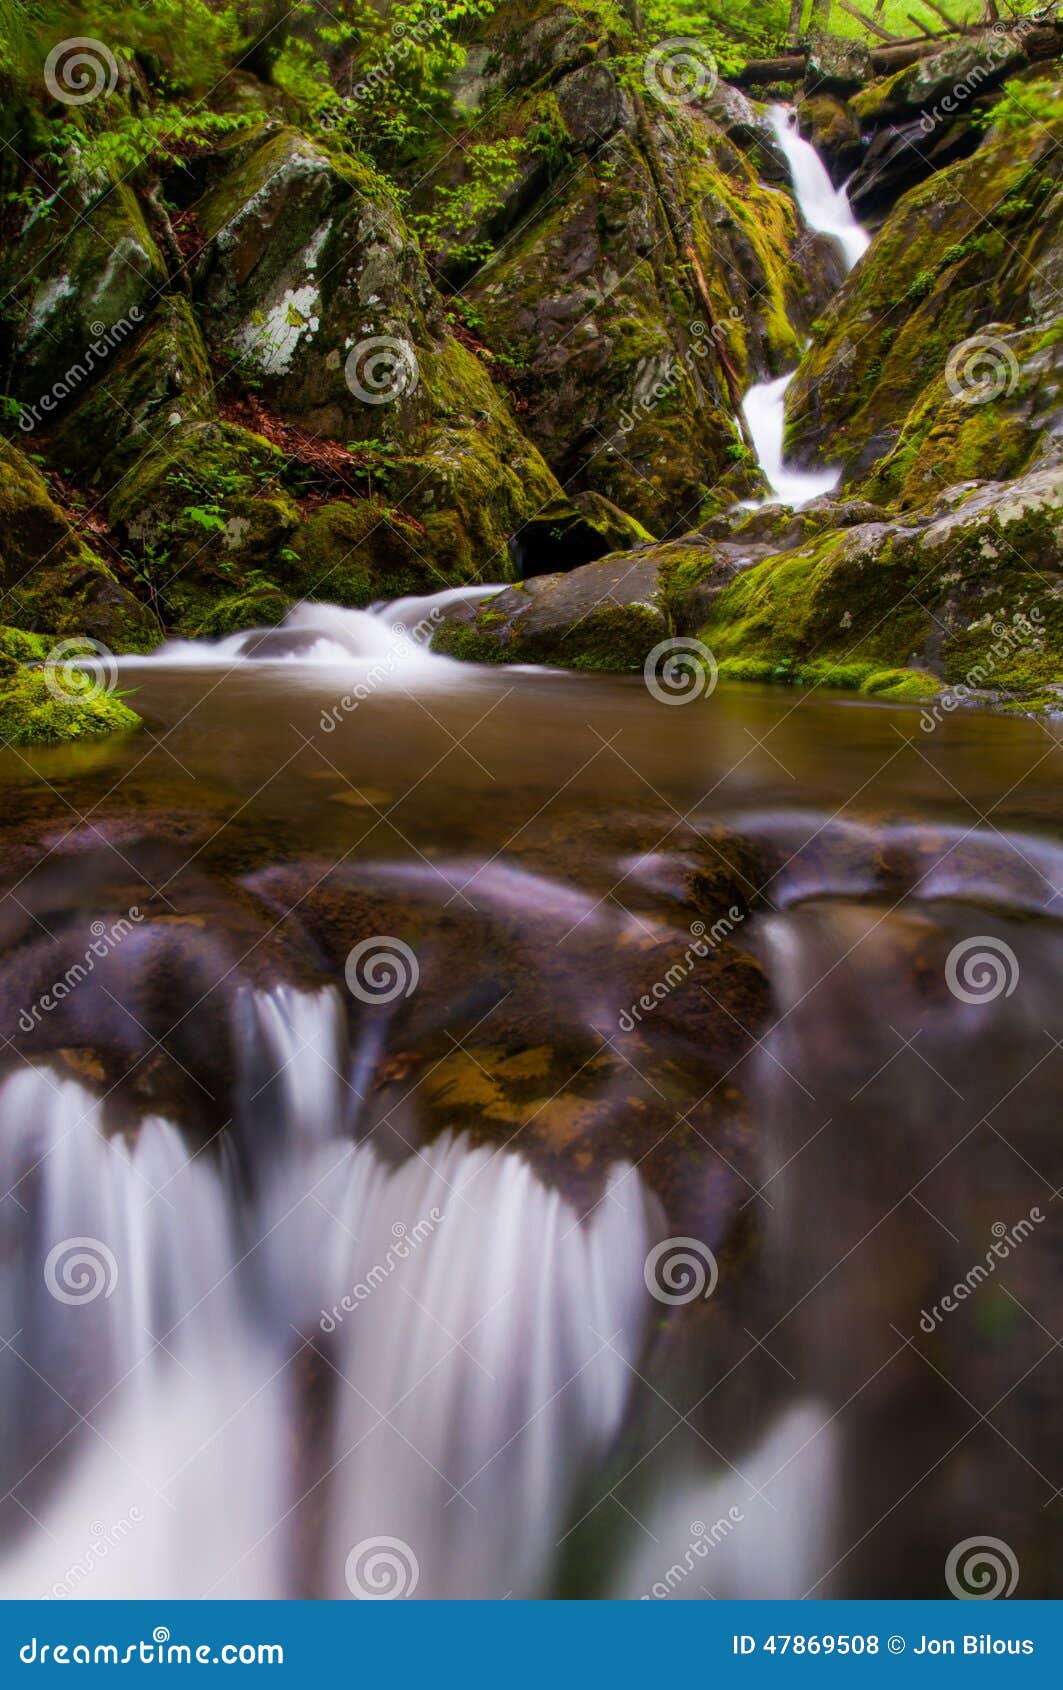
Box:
[741,373,842,509]
[0,998,670,1599]
[0,1068,287,1598]
[739,108,869,510]
[116,583,503,673]
[616,1401,839,1599]
[767,105,869,273]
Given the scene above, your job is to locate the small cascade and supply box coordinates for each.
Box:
[741,373,842,509]
[0,1068,287,1599]
[115,583,503,673]
[269,1133,659,1599]
[0,1031,664,1597]
[740,106,869,509]
[767,105,870,272]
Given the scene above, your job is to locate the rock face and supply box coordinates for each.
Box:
[786,113,1063,498]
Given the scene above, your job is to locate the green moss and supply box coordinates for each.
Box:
[715,654,937,699]
[0,665,141,747]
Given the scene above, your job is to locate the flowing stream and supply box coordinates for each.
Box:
[740,105,870,509]
[1,120,1061,1603]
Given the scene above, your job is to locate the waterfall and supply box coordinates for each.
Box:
[0,1068,287,1599]
[0,1021,662,1598]
[739,107,869,511]
[766,105,870,273]
[741,373,842,509]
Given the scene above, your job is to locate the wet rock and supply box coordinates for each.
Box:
[796,93,862,183]
[509,492,654,579]
[431,551,672,670]
[0,439,157,651]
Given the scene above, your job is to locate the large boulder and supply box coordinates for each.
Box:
[191,125,561,570]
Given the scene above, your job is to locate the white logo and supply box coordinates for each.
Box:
[643,39,718,105]
[644,637,718,705]
[945,1536,1019,1599]
[44,38,118,105]
[44,1237,118,1305]
[345,1536,419,1599]
[644,1237,719,1305]
[945,336,1018,406]
[945,937,1019,1005]
[344,937,419,1004]
[344,336,419,404]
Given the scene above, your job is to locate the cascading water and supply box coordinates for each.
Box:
[766,106,870,272]
[0,1005,668,1599]
[740,106,869,509]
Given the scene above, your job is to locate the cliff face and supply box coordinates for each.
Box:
[1,4,1062,736]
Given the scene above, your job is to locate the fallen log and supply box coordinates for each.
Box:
[735,39,946,84]
[735,20,1062,85]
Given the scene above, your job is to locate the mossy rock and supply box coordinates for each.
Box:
[50,297,215,482]
[785,119,1063,486]
[698,463,1063,707]
[0,664,141,747]
[283,499,455,605]
[431,552,671,671]
[0,439,157,650]
[1,172,166,406]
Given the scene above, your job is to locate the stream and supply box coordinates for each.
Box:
[1,110,1061,1603]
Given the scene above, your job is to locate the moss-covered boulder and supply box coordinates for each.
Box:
[0,439,157,649]
[1,171,166,411]
[698,463,1063,705]
[0,627,141,747]
[190,125,561,571]
[431,551,673,671]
